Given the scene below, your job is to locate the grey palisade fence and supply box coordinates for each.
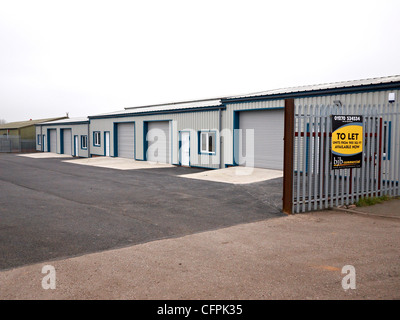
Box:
[286,102,399,213]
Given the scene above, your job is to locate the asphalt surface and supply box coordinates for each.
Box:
[1,209,399,299]
[0,154,283,271]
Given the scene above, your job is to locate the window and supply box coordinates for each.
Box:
[383,121,391,160]
[93,131,101,146]
[199,131,216,154]
[37,134,41,145]
[81,135,88,149]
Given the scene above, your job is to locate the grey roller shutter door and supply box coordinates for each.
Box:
[49,129,57,153]
[63,129,72,155]
[239,109,284,170]
[147,121,170,164]
[117,123,135,158]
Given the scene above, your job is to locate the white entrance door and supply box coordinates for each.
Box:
[181,132,190,166]
[105,132,110,157]
[42,135,46,152]
[74,135,79,157]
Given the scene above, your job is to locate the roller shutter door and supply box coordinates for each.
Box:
[117,123,135,158]
[239,109,284,170]
[147,121,170,164]
[49,129,57,153]
[63,129,72,155]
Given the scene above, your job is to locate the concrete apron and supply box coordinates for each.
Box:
[64,157,282,184]
[63,157,175,170]
[17,153,73,159]
[180,167,283,184]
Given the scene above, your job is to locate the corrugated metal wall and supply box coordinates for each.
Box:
[88,89,400,169]
[223,89,400,168]
[295,89,400,106]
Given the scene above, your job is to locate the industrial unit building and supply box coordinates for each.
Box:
[89,99,223,168]
[35,117,90,157]
[35,75,400,171]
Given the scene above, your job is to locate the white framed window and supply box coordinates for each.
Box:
[199,131,216,154]
[37,134,41,145]
[93,131,101,146]
[81,135,88,149]
[383,121,391,160]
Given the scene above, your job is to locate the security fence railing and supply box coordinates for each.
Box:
[0,135,36,153]
[288,103,399,213]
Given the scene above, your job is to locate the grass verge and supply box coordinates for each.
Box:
[355,195,393,207]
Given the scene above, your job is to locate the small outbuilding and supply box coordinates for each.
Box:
[35,117,89,157]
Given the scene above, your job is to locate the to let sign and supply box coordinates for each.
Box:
[331,115,363,169]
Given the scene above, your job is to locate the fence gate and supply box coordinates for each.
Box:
[283,99,400,214]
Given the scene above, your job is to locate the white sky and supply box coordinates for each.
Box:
[1,0,400,122]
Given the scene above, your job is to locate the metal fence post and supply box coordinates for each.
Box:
[283,99,295,214]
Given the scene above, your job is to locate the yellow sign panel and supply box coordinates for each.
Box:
[332,124,363,156]
[331,115,363,169]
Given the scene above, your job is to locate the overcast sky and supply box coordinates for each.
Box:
[1,0,400,122]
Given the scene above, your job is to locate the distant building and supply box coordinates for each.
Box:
[0,116,68,153]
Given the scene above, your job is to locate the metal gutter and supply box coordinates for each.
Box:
[36,121,89,126]
[89,105,226,120]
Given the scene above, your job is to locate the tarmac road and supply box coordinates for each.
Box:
[0,154,283,270]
